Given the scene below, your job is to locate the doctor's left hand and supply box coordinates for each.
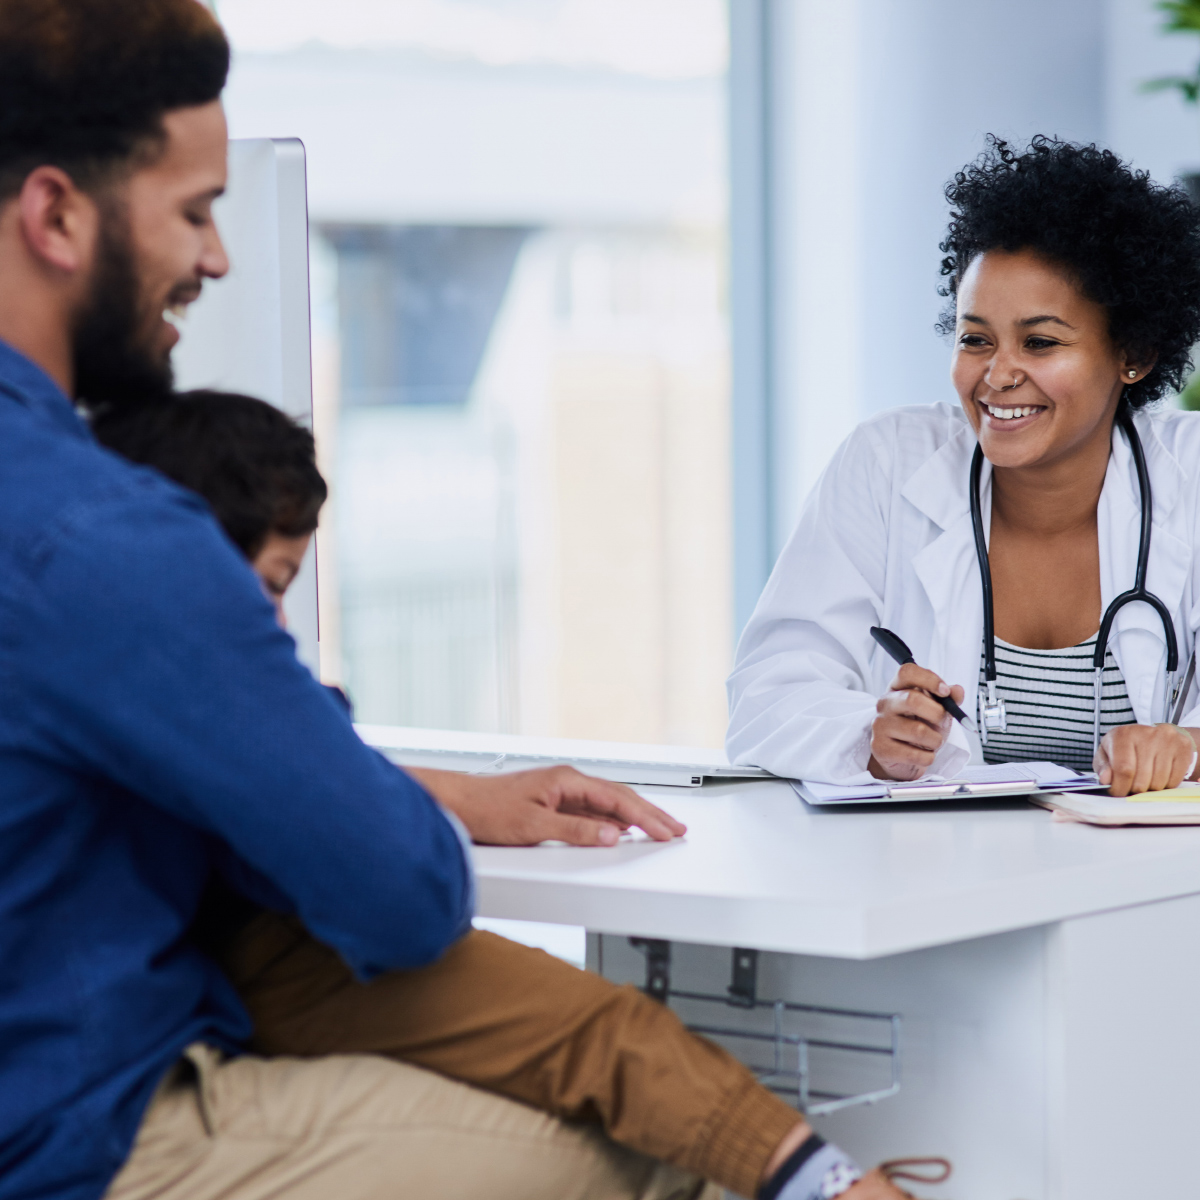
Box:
[869,663,966,781]
[1095,723,1199,797]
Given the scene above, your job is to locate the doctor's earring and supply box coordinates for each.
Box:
[1128,370,1137,378]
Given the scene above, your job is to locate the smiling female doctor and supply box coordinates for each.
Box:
[727,137,1200,796]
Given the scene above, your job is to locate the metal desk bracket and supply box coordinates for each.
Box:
[625,937,900,1115]
[727,947,758,1007]
[629,937,671,1002]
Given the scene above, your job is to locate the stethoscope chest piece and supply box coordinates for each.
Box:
[979,681,1007,742]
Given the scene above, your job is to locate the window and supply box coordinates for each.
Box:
[218,0,731,746]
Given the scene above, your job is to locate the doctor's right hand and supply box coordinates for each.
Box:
[869,664,965,781]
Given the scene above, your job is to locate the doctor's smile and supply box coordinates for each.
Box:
[980,402,1044,423]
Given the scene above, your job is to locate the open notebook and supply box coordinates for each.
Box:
[1037,788,1200,826]
[794,761,1102,806]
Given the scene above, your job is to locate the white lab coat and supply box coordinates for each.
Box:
[726,403,1200,784]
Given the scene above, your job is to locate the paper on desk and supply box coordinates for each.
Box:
[800,761,1097,804]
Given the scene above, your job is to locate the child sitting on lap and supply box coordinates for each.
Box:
[92,388,914,1200]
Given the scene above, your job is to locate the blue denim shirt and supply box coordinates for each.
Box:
[0,341,473,1199]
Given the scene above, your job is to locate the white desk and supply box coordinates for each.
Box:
[473,777,1200,1199]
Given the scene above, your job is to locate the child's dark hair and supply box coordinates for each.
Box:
[92,390,328,560]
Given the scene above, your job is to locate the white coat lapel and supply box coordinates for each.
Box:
[901,422,987,707]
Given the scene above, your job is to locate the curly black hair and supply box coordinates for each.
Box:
[92,391,328,561]
[0,0,229,199]
[937,135,1200,408]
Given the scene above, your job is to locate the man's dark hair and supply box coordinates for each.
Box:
[937,135,1200,409]
[92,390,328,561]
[0,0,229,199]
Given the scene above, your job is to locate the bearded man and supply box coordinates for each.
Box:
[0,4,912,1200]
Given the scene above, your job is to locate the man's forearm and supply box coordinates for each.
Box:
[407,767,471,808]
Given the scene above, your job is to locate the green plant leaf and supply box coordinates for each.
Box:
[1179,370,1200,410]
[1142,72,1200,101]
[1158,0,1200,34]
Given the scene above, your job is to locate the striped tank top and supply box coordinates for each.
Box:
[978,634,1136,772]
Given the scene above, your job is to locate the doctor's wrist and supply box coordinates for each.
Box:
[1179,726,1200,781]
[1152,724,1200,782]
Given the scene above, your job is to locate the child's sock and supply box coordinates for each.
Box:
[757,1133,863,1200]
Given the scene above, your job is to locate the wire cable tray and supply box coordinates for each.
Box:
[629,940,900,1116]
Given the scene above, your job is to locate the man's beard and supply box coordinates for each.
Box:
[72,211,175,413]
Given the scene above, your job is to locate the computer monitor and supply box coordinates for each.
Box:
[172,137,319,673]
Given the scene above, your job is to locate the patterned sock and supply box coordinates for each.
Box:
[758,1133,863,1200]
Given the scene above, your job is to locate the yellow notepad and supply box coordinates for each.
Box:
[1126,786,1200,802]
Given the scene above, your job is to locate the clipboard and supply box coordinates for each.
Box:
[794,762,1102,807]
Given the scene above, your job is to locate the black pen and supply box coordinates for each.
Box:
[870,626,977,732]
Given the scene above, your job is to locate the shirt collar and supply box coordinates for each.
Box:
[0,337,91,442]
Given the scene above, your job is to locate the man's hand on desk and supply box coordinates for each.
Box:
[407,766,687,846]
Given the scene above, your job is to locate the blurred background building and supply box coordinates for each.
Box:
[214,0,1200,746]
[217,0,731,744]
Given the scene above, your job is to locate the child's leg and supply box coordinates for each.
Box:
[220,914,800,1199]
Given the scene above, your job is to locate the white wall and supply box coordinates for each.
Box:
[1105,0,1200,184]
[224,50,725,226]
[765,0,1198,552]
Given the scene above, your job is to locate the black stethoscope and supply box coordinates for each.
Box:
[968,405,1184,750]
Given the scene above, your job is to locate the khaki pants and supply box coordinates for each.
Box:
[109,915,800,1199]
[105,1043,714,1200]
